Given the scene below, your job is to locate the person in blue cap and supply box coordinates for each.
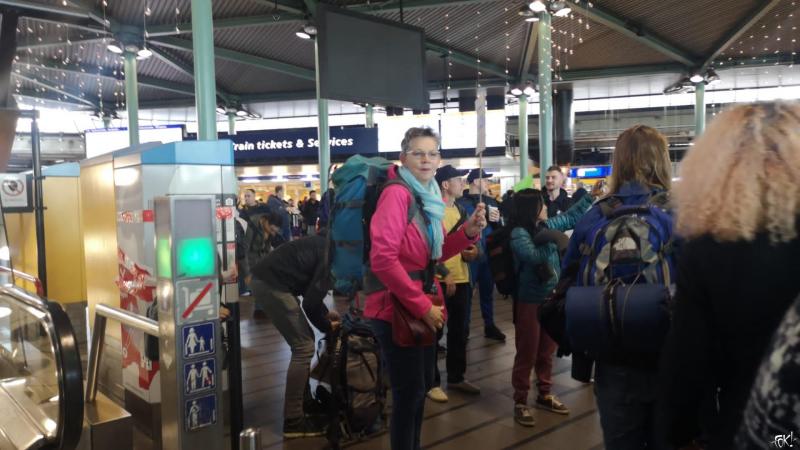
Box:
[456,168,506,342]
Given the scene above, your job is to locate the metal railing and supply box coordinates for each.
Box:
[0,266,44,297]
[85,303,159,403]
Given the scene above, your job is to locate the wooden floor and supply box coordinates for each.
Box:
[236,293,605,450]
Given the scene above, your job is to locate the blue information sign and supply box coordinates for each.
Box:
[229,126,378,161]
[185,394,217,431]
[182,322,215,359]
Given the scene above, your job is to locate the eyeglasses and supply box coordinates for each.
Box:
[407,151,441,159]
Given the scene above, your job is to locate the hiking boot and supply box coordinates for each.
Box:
[283,416,326,438]
[514,404,536,427]
[536,394,570,415]
[253,309,267,321]
[448,380,481,395]
[484,324,506,342]
[426,387,449,403]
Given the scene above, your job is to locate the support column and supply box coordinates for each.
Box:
[518,94,528,180]
[227,112,236,136]
[123,51,139,146]
[31,113,46,296]
[695,82,706,137]
[315,39,330,192]
[537,10,553,186]
[365,104,374,128]
[191,0,218,140]
[102,115,111,129]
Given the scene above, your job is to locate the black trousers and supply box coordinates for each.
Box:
[434,283,471,385]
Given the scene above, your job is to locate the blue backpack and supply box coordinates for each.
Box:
[565,193,676,355]
[329,155,421,297]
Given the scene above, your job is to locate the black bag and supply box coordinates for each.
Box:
[486,226,516,296]
[538,261,579,356]
[316,313,386,448]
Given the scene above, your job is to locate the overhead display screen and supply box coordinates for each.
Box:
[317,3,429,110]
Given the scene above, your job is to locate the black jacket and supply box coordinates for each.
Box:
[544,188,572,218]
[251,235,332,332]
[658,229,800,450]
[301,199,320,224]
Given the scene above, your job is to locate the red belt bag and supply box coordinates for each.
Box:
[391,293,441,347]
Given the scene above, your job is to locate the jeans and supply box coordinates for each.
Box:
[594,362,669,450]
[370,319,436,450]
[511,303,557,404]
[250,278,314,421]
[444,283,470,383]
[466,258,495,329]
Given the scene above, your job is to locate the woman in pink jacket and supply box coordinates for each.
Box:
[365,127,486,450]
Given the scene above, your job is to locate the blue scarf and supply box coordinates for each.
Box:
[398,167,446,260]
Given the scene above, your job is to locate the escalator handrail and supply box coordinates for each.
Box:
[0,266,44,297]
[46,302,84,450]
[0,284,83,449]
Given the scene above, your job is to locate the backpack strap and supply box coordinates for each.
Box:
[448,203,468,235]
[598,196,623,218]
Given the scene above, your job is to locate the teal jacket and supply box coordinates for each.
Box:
[510,194,594,304]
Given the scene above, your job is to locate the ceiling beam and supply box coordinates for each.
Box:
[347,0,490,14]
[17,59,199,98]
[518,22,538,82]
[147,14,303,37]
[252,0,306,16]
[12,72,98,108]
[16,36,105,52]
[579,3,697,67]
[700,0,782,71]
[0,0,91,19]
[426,41,510,80]
[151,36,316,81]
[148,45,235,103]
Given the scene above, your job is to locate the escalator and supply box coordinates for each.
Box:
[0,285,84,449]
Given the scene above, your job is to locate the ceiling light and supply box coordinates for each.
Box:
[303,24,317,36]
[136,48,152,59]
[295,29,311,40]
[551,1,571,17]
[106,44,123,54]
[216,107,226,115]
[529,0,547,13]
[705,69,721,85]
[236,110,248,117]
[510,87,523,96]
[553,6,572,17]
[523,85,536,96]
[518,5,536,18]
[689,73,704,83]
[525,16,540,22]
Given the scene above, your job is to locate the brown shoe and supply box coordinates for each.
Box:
[535,394,569,415]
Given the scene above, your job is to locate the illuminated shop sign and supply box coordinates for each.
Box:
[230,127,378,161]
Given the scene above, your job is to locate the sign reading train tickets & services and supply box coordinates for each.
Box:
[230,126,378,161]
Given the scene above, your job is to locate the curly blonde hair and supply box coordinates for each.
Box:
[675,102,800,243]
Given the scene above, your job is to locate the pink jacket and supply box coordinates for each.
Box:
[364,167,477,323]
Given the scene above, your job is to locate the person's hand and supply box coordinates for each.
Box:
[219,305,231,321]
[464,203,488,238]
[461,244,479,262]
[244,275,252,286]
[488,206,501,222]
[422,305,445,332]
[443,274,456,298]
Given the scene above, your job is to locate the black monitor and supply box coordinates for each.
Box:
[317,4,429,110]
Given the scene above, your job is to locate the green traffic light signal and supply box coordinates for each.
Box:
[177,237,215,278]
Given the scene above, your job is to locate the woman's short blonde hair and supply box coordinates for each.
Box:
[609,125,672,195]
[675,102,800,243]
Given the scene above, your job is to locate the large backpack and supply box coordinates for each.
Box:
[314,312,386,448]
[565,193,676,355]
[329,155,421,296]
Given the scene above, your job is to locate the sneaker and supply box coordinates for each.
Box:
[514,404,536,427]
[253,309,267,321]
[536,394,570,415]
[283,417,326,438]
[448,380,481,395]
[426,387,449,403]
[437,343,447,354]
[484,324,506,342]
